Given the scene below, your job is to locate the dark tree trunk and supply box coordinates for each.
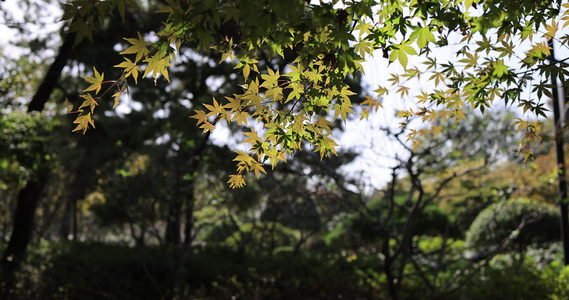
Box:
[165,203,182,245]
[1,171,48,297]
[59,197,72,240]
[27,33,75,112]
[1,33,75,298]
[59,189,84,241]
[183,193,195,245]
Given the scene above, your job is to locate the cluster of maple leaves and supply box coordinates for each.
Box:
[65,0,569,187]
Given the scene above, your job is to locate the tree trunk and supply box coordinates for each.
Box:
[27,33,75,112]
[165,203,182,245]
[1,33,75,299]
[183,191,195,245]
[1,170,47,298]
[59,189,83,241]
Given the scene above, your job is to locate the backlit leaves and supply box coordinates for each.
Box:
[409,26,435,49]
[78,94,98,113]
[120,32,149,63]
[72,109,95,134]
[81,67,104,94]
[66,0,568,186]
[114,58,141,84]
[143,53,171,83]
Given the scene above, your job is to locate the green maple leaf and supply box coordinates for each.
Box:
[286,82,304,102]
[410,26,435,48]
[314,134,339,159]
[492,59,509,78]
[260,68,280,88]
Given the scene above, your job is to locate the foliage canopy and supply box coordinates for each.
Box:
[64,0,568,187]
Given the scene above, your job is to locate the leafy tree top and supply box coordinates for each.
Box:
[64,0,567,187]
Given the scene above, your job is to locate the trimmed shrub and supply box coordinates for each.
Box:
[465,198,560,255]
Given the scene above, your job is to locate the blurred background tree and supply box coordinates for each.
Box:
[0,1,568,300]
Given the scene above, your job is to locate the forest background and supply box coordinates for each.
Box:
[2,0,569,299]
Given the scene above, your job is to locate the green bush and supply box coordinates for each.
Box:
[455,255,560,300]
[465,198,560,254]
[224,222,299,254]
[552,265,569,300]
[38,241,382,300]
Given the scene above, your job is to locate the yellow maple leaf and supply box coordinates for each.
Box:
[81,67,104,94]
[114,58,141,84]
[190,110,208,125]
[78,94,98,113]
[143,54,171,83]
[72,110,95,134]
[228,174,246,188]
[120,32,149,63]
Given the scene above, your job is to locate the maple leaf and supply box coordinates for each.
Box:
[266,148,286,169]
[361,95,382,112]
[64,98,73,113]
[251,162,267,178]
[112,92,122,109]
[314,134,339,159]
[234,150,255,168]
[286,81,304,102]
[492,59,509,78]
[314,117,333,134]
[233,111,250,126]
[190,110,208,125]
[544,20,558,39]
[409,26,435,48]
[203,98,226,117]
[285,64,303,81]
[339,86,355,101]
[360,108,369,120]
[114,58,141,84]
[355,22,372,39]
[243,129,262,146]
[395,110,413,118]
[260,68,280,88]
[120,32,150,63]
[72,110,95,134]
[81,67,104,94]
[78,94,98,113]
[225,96,241,112]
[221,4,240,23]
[143,54,171,83]
[334,100,353,122]
[200,122,215,133]
[228,174,246,188]
[431,126,441,137]
[69,20,93,47]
